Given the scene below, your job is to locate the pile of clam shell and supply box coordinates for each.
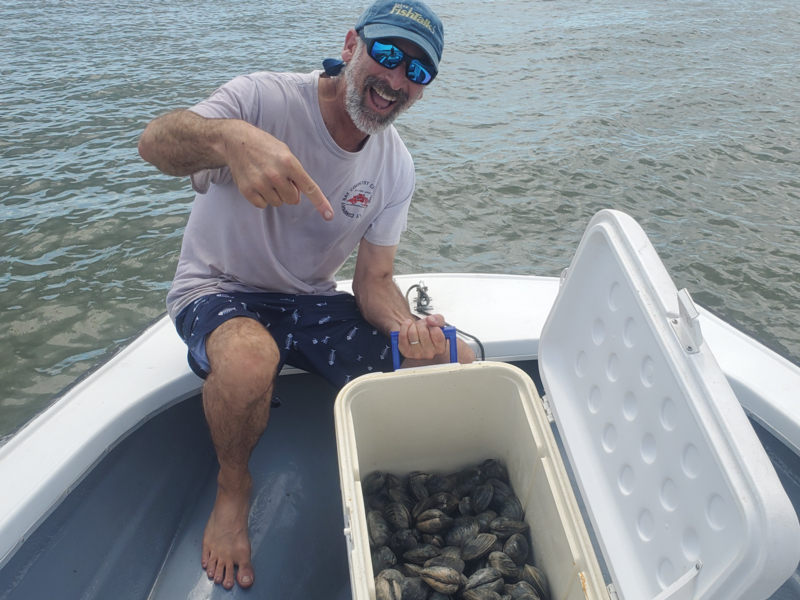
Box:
[362,459,550,600]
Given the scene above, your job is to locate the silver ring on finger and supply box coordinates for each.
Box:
[410,341,420,345]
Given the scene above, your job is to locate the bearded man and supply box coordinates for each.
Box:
[138,0,474,591]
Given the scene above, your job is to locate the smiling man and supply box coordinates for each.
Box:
[138,0,474,592]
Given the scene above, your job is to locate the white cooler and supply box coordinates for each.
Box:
[334,209,800,600]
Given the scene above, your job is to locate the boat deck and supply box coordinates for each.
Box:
[1,361,799,599]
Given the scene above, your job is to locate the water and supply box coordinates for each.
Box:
[2,0,799,441]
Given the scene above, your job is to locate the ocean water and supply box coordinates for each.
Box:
[1,0,799,440]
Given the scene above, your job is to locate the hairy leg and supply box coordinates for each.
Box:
[201,317,280,590]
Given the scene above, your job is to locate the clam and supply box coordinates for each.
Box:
[410,472,430,503]
[403,543,441,566]
[488,478,513,497]
[368,510,391,547]
[429,593,454,600]
[519,565,550,600]
[464,567,504,593]
[422,533,445,548]
[386,473,405,489]
[375,576,402,600]
[481,459,510,483]
[426,474,454,495]
[421,565,461,595]
[503,533,529,565]
[499,496,524,522]
[399,577,430,600]
[402,563,424,577]
[504,581,540,600]
[377,568,405,582]
[368,493,392,512]
[490,517,529,540]
[459,496,476,516]
[413,492,460,520]
[444,516,480,547]
[487,551,519,579]
[471,483,494,514]
[372,546,397,574]
[384,502,412,531]
[440,545,464,559]
[476,510,498,534]
[417,509,455,534]
[363,471,387,495]
[455,467,487,497]
[388,487,416,511]
[390,528,419,554]
[425,555,466,574]
[461,533,498,562]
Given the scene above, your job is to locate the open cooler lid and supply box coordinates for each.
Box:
[539,210,800,600]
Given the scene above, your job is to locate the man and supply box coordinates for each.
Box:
[138,0,474,591]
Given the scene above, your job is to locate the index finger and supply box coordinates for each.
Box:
[290,168,334,221]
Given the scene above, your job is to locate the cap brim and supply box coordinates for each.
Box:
[360,23,439,71]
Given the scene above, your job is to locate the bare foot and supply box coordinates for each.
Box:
[202,474,255,589]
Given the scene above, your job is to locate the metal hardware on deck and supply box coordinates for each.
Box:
[652,561,702,600]
[541,395,554,423]
[560,268,569,287]
[607,583,619,600]
[415,280,433,312]
[669,288,702,354]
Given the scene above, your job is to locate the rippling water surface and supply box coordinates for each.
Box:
[2,0,799,439]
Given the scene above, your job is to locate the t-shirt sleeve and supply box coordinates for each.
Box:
[363,151,416,247]
[187,76,261,193]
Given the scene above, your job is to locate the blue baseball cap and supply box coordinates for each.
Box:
[355,0,444,71]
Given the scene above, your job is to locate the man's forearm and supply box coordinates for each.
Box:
[138,110,239,176]
[353,274,415,337]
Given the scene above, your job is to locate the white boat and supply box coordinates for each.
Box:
[0,210,799,600]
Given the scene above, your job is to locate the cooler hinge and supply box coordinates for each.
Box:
[541,394,555,423]
[607,583,619,600]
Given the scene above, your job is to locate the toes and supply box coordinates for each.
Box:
[206,556,217,580]
[238,562,255,588]
[222,562,235,590]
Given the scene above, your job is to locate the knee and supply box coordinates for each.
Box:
[205,318,280,399]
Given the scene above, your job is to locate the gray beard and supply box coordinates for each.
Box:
[343,45,414,136]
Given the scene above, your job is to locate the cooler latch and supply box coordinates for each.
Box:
[669,289,703,354]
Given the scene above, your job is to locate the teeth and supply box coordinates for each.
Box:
[373,87,395,102]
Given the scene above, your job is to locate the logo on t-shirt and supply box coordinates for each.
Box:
[341,181,375,219]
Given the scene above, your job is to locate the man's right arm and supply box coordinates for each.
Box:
[138,110,334,220]
[138,110,234,177]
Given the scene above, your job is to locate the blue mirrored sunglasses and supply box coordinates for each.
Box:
[358,31,437,85]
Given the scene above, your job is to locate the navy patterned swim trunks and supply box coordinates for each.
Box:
[174,291,398,387]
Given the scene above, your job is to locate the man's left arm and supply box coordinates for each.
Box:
[352,239,475,365]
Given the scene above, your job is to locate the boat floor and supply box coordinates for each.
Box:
[2,362,800,599]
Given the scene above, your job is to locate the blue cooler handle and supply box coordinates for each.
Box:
[391,326,458,371]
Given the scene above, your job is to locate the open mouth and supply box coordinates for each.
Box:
[369,85,397,111]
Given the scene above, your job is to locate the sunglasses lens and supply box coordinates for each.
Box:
[407,60,434,85]
[365,37,437,85]
[371,40,404,68]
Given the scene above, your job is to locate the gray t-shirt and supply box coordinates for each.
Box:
[166,70,415,320]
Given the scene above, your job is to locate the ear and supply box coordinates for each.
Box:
[342,29,359,63]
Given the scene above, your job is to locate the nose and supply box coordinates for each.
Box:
[385,65,407,90]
